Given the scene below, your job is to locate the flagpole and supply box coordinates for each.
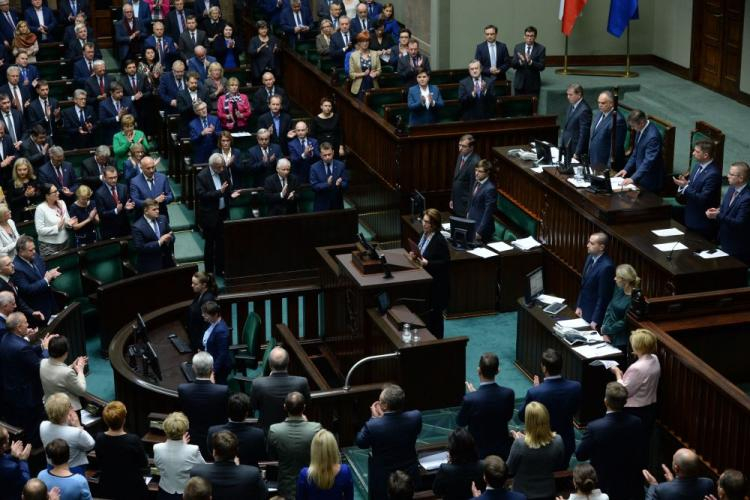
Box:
[556,36,570,75]
[624,24,633,77]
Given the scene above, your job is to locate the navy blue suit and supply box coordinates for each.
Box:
[189,115,222,164]
[280,7,314,46]
[0,11,19,45]
[132,214,175,272]
[356,410,422,500]
[0,451,30,500]
[576,411,643,500]
[474,41,511,79]
[407,84,443,126]
[310,159,348,211]
[328,30,353,67]
[350,15,374,37]
[37,161,79,204]
[129,171,174,216]
[589,110,626,169]
[519,377,581,466]
[561,99,592,157]
[257,111,293,154]
[456,382,515,459]
[61,105,96,149]
[157,72,186,110]
[645,477,714,500]
[0,83,31,108]
[178,379,228,459]
[13,254,57,319]
[26,96,58,139]
[127,0,152,26]
[467,179,497,242]
[187,55,217,81]
[24,6,56,40]
[246,144,283,187]
[623,122,665,192]
[475,491,526,500]
[16,65,38,88]
[680,161,721,240]
[94,182,132,239]
[287,136,319,182]
[458,76,496,121]
[144,35,178,67]
[193,0,220,17]
[98,96,137,144]
[59,0,89,24]
[73,58,96,89]
[576,253,615,327]
[204,319,231,384]
[84,74,114,108]
[717,185,750,264]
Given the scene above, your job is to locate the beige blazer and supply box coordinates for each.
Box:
[349,50,381,95]
[40,358,87,410]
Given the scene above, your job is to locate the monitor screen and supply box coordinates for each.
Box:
[525,266,544,304]
[449,216,476,249]
[144,341,162,381]
[533,140,553,164]
[134,313,148,344]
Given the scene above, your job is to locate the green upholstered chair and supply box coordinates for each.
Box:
[80,240,130,295]
[46,250,97,318]
[37,42,65,61]
[383,104,409,127]
[498,95,537,117]
[298,186,315,213]
[231,312,263,374]
[438,85,459,101]
[365,88,405,116]
[437,100,462,123]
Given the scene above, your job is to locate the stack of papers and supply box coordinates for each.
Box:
[590,359,620,369]
[530,166,544,174]
[653,242,688,252]
[230,131,251,137]
[488,241,514,253]
[567,178,591,188]
[572,343,622,359]
[610,177,638,191]
[537,294,565,305]
[468,247,497,259]
[419,451,449,471]
[441,223,450,231]
[556,318,590,329]
[696,249,729,259]
[511,236,542,250]
[652,228,685,237]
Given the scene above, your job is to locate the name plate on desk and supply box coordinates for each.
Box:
[351,250,383,275]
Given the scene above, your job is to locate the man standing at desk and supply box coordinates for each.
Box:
[588,91,626,169]
[576,232,615,330]
[706,161,750,264]
[615,109,664,193]
[674,140,721,240]
[450,134,480,218]
[560,83,591,160]
[467,159,497,243]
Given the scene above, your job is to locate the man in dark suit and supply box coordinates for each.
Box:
[59,0,89,26]
[519,348,581,467]
[357,384,422,500]
[643,448,714,500]
[175,70,208,134]
[95,166,134,239]
[84,60,114,109]
[511,26,546,97]
[349,2,373,37]
[287,120,319,182]
[0,0,19,48]
[38,146,79,203]
[114,4,145,61]
[158,61,187,111]
[459,60,496,122]
[166,0,192,42]
[280,0,313,48]
[26,80,59,143]
[257,95,292,155]
[249,346,311,430]
[193,0,219,19]
[247,127,282,187]
[475,24,511,80]
[706,161,750,264]
[190,430,268,500]
[144,21,178,68]
[98,81,137,145]
[328,16,353,68]
[132,198,175,273]
[0,312,55,446]
[120,60,150,119]
[61,89,96,149]
[673,140,722,240]
[588,90,626,169]
[264,158,301,216]
[316,0,343,20]
[178,15,207,61]
[72,43,97,89]
[15,52,38,89]
[65,23,99,61]
[398,39,431,87]
[251,72,289,116]
[450,134,480,217]
[196,153,239,275]
[12,235,60,320]
[457,353,515,460]
[0,94,22,150]
[0,120,15,187]
[310,142,348,211]
[1,66,31,113]
[80,145,111,190]
[20,124,50,169]
[179,351,229,459]
[129,155,174,217]
[576,232,615,329]
[467,159,497,243]
[0,257,43,324]
[24,0,56,42]
[186,45,216,81]
[128,0,152,27]
[189,101,222,164]
[616,109,665,192]
[576,382,643,500]
[207,393,266,467]
[0,427,32,499]
[561,83,592,159]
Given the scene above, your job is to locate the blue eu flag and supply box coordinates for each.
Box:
[607,0,639,37]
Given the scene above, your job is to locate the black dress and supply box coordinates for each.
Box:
[311,113,343,157]
[247,35,281,84]
[8,179,42,222]
[69,201,98,247]
[420,230,450,339]
[94,432,149,500]
[187,290,217,351]
[433,461,485,500]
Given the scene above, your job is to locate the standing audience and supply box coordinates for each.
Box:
[153,411,206,500]
[40,393,95,474]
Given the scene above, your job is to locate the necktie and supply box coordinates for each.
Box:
[263,148,268,159]
[4,114,15,142]
[43,99,49,120]
[594,113,605,130]
[157,38,164,59]
[489,43,496,68]
[729,189,739,207]
[361,18,367,31]
[99,77,104,94]
[368,4,373,15]
[87,60,92,73]
[71,0,77,15]
[281,177,286,190]
[474,79,481,95]
[344,33,349,45]
[78,108,85,126]
[146,177,154,191]
[21,68,26,82]
[191,31,196,44]
[151,219,161,238]
[177,79,183,90]
[56,167,64,186]
[179,11,185,32]
[693,165,704,182]
[131,76,137,91]
[295,11,301,27]
[202,118,208,129]
[114,100,120,113]
[326,163,331,176]
[12,86,20,110]
[4,12,13,28]
[473,182,480,196]
[526,45,531,58]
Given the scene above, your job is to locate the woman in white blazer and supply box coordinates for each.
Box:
[0,204,20,257]
[34,183,73,257]
[153,412,206,499]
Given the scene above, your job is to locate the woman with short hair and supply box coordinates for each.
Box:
[39,393,95,474]
[37,438,93,500]
[601,264,641,349]
[113,114,150,171]
[68,185,99,247]
[153,412,205,500]
[34,183,73,257]
[0,204,20,257]
[433,428,484,500]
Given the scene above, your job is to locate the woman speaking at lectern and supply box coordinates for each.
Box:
[408,208,450,339]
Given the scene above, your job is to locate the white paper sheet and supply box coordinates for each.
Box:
[557,318,590,329]
[651,228,685,237]
[488,241,514,253]
[537,294,565,304]
[530,166,544,173]
[442,223,450,231]
[610,177,638,191]
[511,236,541,250]
[567,178,591,188]
[590,359,620,369]
[697,249,729,259]
[468,247,497,259]
[573,343,622,358]
[81,409,96,426]
[419,451,449,471]
[653,242,688,252]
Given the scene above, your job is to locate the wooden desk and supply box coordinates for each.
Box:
[401,214,542,315]
[494,146,747,301]
[515,299,625,424]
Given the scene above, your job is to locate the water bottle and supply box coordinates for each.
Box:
[401,323,412,343]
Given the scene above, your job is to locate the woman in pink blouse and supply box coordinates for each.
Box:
[216,77,251,131]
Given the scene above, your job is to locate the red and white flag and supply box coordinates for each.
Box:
[559,0,588,36]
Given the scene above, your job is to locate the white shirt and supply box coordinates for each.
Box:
[419,85,432,108]
[34,201,71,245]
[34,8,45,27]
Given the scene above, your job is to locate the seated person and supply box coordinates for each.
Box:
[407,70,443,126]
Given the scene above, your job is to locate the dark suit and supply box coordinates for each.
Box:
[94,182,131,239]
[287,136,319,182]
[26,97,58,140]
[127,0,152,26]
[80,156,109,190]
[257,111,292,154]
[433,461,484,500]
[37,161,79,204]
[589,110,626,169]
[511,42,546,96]
[0,11,19,45]
[0,109,23,145]
[561,98,592,157]
[20,137,48,169]
[0,134,15,187]
[420,230,449,339]
[249,372,311,430]
[190,461,267,500]
[0,450,30,500]
[193,0,220,18]
[176,86,209,134]
[0,332,47,445]
[129,171,174,216]
[61,105,96,149]
[178,29,207,60]
[280,7,314,46]
[456,382,515,459]
[13,254,57,319]
[189,115,222,164]
[645,477,714,500]
[158,72,187,110]
[98,96,137,144]
[349,15,374,37]
[467,179,497,242]
[475,41,511,79]
[680,161,721,240]
[398,53,431,87]
[144,35,178,67]
[356,410,422,500]
[17,65,38,88]
[458,76,496,121]
[186,55,216,81]
[717,185,750,264]
[178,379,229,459]
[475,490,527,500]
[84,74,114,107]
[250,85,289,116]
[73,57,96,89]
[623,122,665,192]
[451,151,480,217]
[66,36,99,61]
[0,277,35,321]
[207,421,267,467]
[0,83,31,110]
[186,291,215,352]
[316,0,343,19]
[24,6,56,41]
[263,173,301,216]
[310,159,348,211]
[576,253,615,327]
[407,84,443,126]
[195,165,231,274]
[328,30,353,67]
[575,411,643,500]
[519,376,581,466]
[131,214,175,273]
[114,18,145,61]
[59,0,89,24]
[204,319,231,384]
[166,7,193,41]
[246,144,282,187]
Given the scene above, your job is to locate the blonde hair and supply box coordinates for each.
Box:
[120,114,136,129]
[523,402,555,448]
[629,328,657,355]
[616,264,641,288]
[307,429,340,490]
[208,62,224,78]
[75,184,92,199]
[12,158,36,188]
[45,393,72,425]
[162,412,190,440]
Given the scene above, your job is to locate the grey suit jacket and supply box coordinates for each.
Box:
[249,371,311,430]
[268,418,322,499]
[40,358,87,410]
